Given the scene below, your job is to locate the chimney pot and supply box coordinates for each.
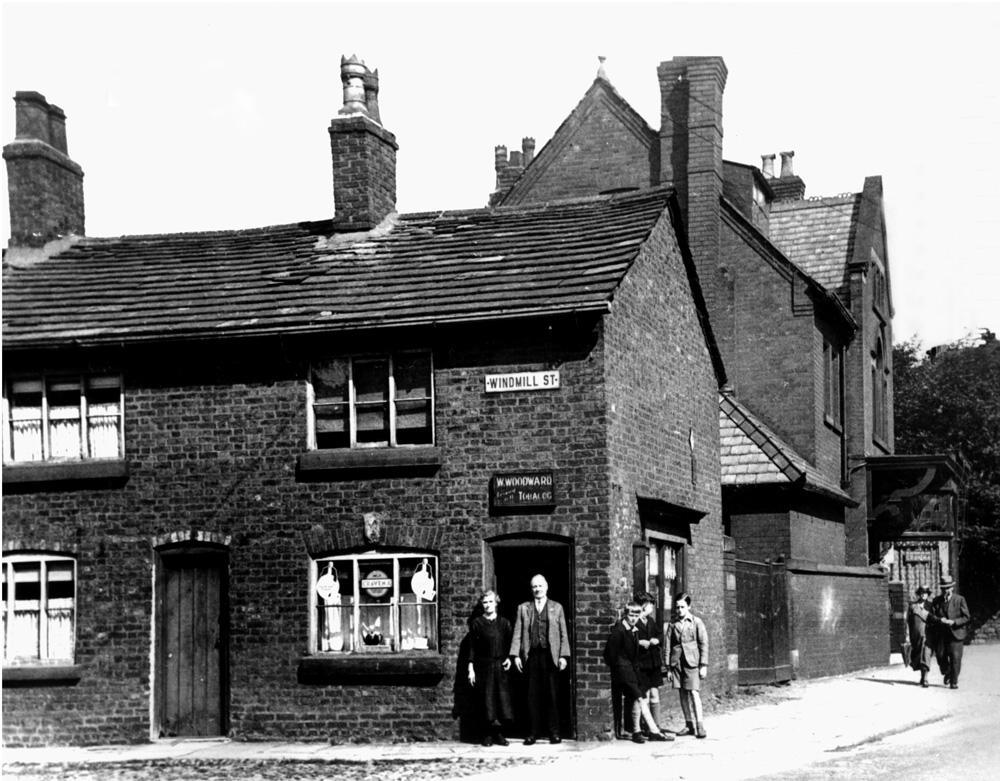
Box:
[339,54,369,117]
[779,150,795,178]
[761,153,775,179]
[522,137,535,166]
[363,67,381,124]
[495,145,508,172]
[509,150,523,168]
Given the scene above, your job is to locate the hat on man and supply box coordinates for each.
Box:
[940,576,955,589]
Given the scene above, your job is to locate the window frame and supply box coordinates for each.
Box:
[823,340,843,430]
[308,550,439,655]
[2,373,124,464]
[306,351,434,451]
[2,552,77,667]
[645,533,686,629]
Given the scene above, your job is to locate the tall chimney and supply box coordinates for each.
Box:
[779,150,795,177]
[522,137,535,167]
[329,55,398,230]
[4,91,85,247]
[657,56,727,312]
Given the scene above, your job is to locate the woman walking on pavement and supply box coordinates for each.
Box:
[467,590,514,746]
[668,592,708,738]
[906,585,934,687]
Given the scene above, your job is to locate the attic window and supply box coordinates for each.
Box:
[308,353,434,449]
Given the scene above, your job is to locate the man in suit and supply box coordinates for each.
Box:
[508,574,570,745]
[928,576,970,689]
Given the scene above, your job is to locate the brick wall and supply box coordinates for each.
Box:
[602,209,728,703]
[786,562,889,678]
[2,317,619,746]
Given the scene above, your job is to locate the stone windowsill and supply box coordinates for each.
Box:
[3,664,83,686]
[297,652,445,685]
[296,447,442,480]
[2,459,128,486]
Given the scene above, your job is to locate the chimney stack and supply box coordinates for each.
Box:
[657,56,727,312]
[4,91,85,247]
[329,55,398,230]
[761,153,775,179]
[769,149,806,200]
[489,137,535,206]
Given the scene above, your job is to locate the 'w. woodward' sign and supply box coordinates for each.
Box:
[491,471,556,509]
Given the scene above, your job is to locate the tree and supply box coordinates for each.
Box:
[893,333,1000,628]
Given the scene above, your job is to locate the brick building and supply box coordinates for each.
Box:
[489,56,963,681]
[2,57,728,746]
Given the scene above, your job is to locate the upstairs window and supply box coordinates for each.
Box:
[823,341,843,428]
[308,353,433,449]
[310,552,438,654]
[872,338,889,444]
[2,554,76,666]
[3,375,123,463]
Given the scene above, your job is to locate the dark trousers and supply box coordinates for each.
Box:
[939,640,964,684]
[526,649,560,738]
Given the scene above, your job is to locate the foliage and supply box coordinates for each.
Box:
[893,334,1000,619]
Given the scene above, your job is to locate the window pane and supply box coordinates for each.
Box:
[314,402,349,449]
[355,403,388,444]
[86,378,121,458]
[358,558,393,649]
[48,380,82,459]
[394,353,431,401]
[312,360,348,401]
[317,602,355,652]
[399,602,438,650]
[10,383,43,462]
[394,399,432,445]
[354,360,388,404]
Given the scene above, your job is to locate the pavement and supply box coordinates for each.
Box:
[5,644,997,780]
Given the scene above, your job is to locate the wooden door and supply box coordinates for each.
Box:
[158,551,226,737]
[735,559,792,685]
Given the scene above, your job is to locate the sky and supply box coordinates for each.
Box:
[2,0,998,349]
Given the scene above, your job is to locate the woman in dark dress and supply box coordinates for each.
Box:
[466,590,514,746]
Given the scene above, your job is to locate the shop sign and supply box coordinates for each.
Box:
[484,370,560,393]
[361,570,392,597]
[491,471,556,508]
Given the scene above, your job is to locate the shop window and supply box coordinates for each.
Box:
[311,552,438,654]
[2,554,76,666]
[308,353,433,449]
[3,375,123,463]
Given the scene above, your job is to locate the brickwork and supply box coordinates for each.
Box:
[602,210,728,700]
[786,565,889,678]
[500,85,657,206]
[329,115,397,230]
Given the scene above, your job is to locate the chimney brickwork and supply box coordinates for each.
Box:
[4,91,85,247]
[657,56,727,313]
[329,56,397,230]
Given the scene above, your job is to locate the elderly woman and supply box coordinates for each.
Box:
[907,585,934,687]
[466,590,514,746]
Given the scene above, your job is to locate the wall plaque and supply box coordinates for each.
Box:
[484,371,560,393]
[491,471,556,509]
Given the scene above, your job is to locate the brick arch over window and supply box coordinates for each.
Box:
[301,522,444,559]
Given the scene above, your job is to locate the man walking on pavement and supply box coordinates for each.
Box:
[509,574,570,745]
[928,576,970,688]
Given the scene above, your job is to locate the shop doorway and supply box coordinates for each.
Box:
[154,545,229,737]
[487,535,575,739]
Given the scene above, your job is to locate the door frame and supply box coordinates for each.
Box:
[483,532,576,739]
[152,540,230,740]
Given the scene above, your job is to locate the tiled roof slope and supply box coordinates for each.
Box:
[768,194,860,299]
[719,392,853,504]
[3,187,672,349]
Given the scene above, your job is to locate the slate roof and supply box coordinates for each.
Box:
[768,194,860,299]
[2,187,674,349]
[719,392,853,504]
